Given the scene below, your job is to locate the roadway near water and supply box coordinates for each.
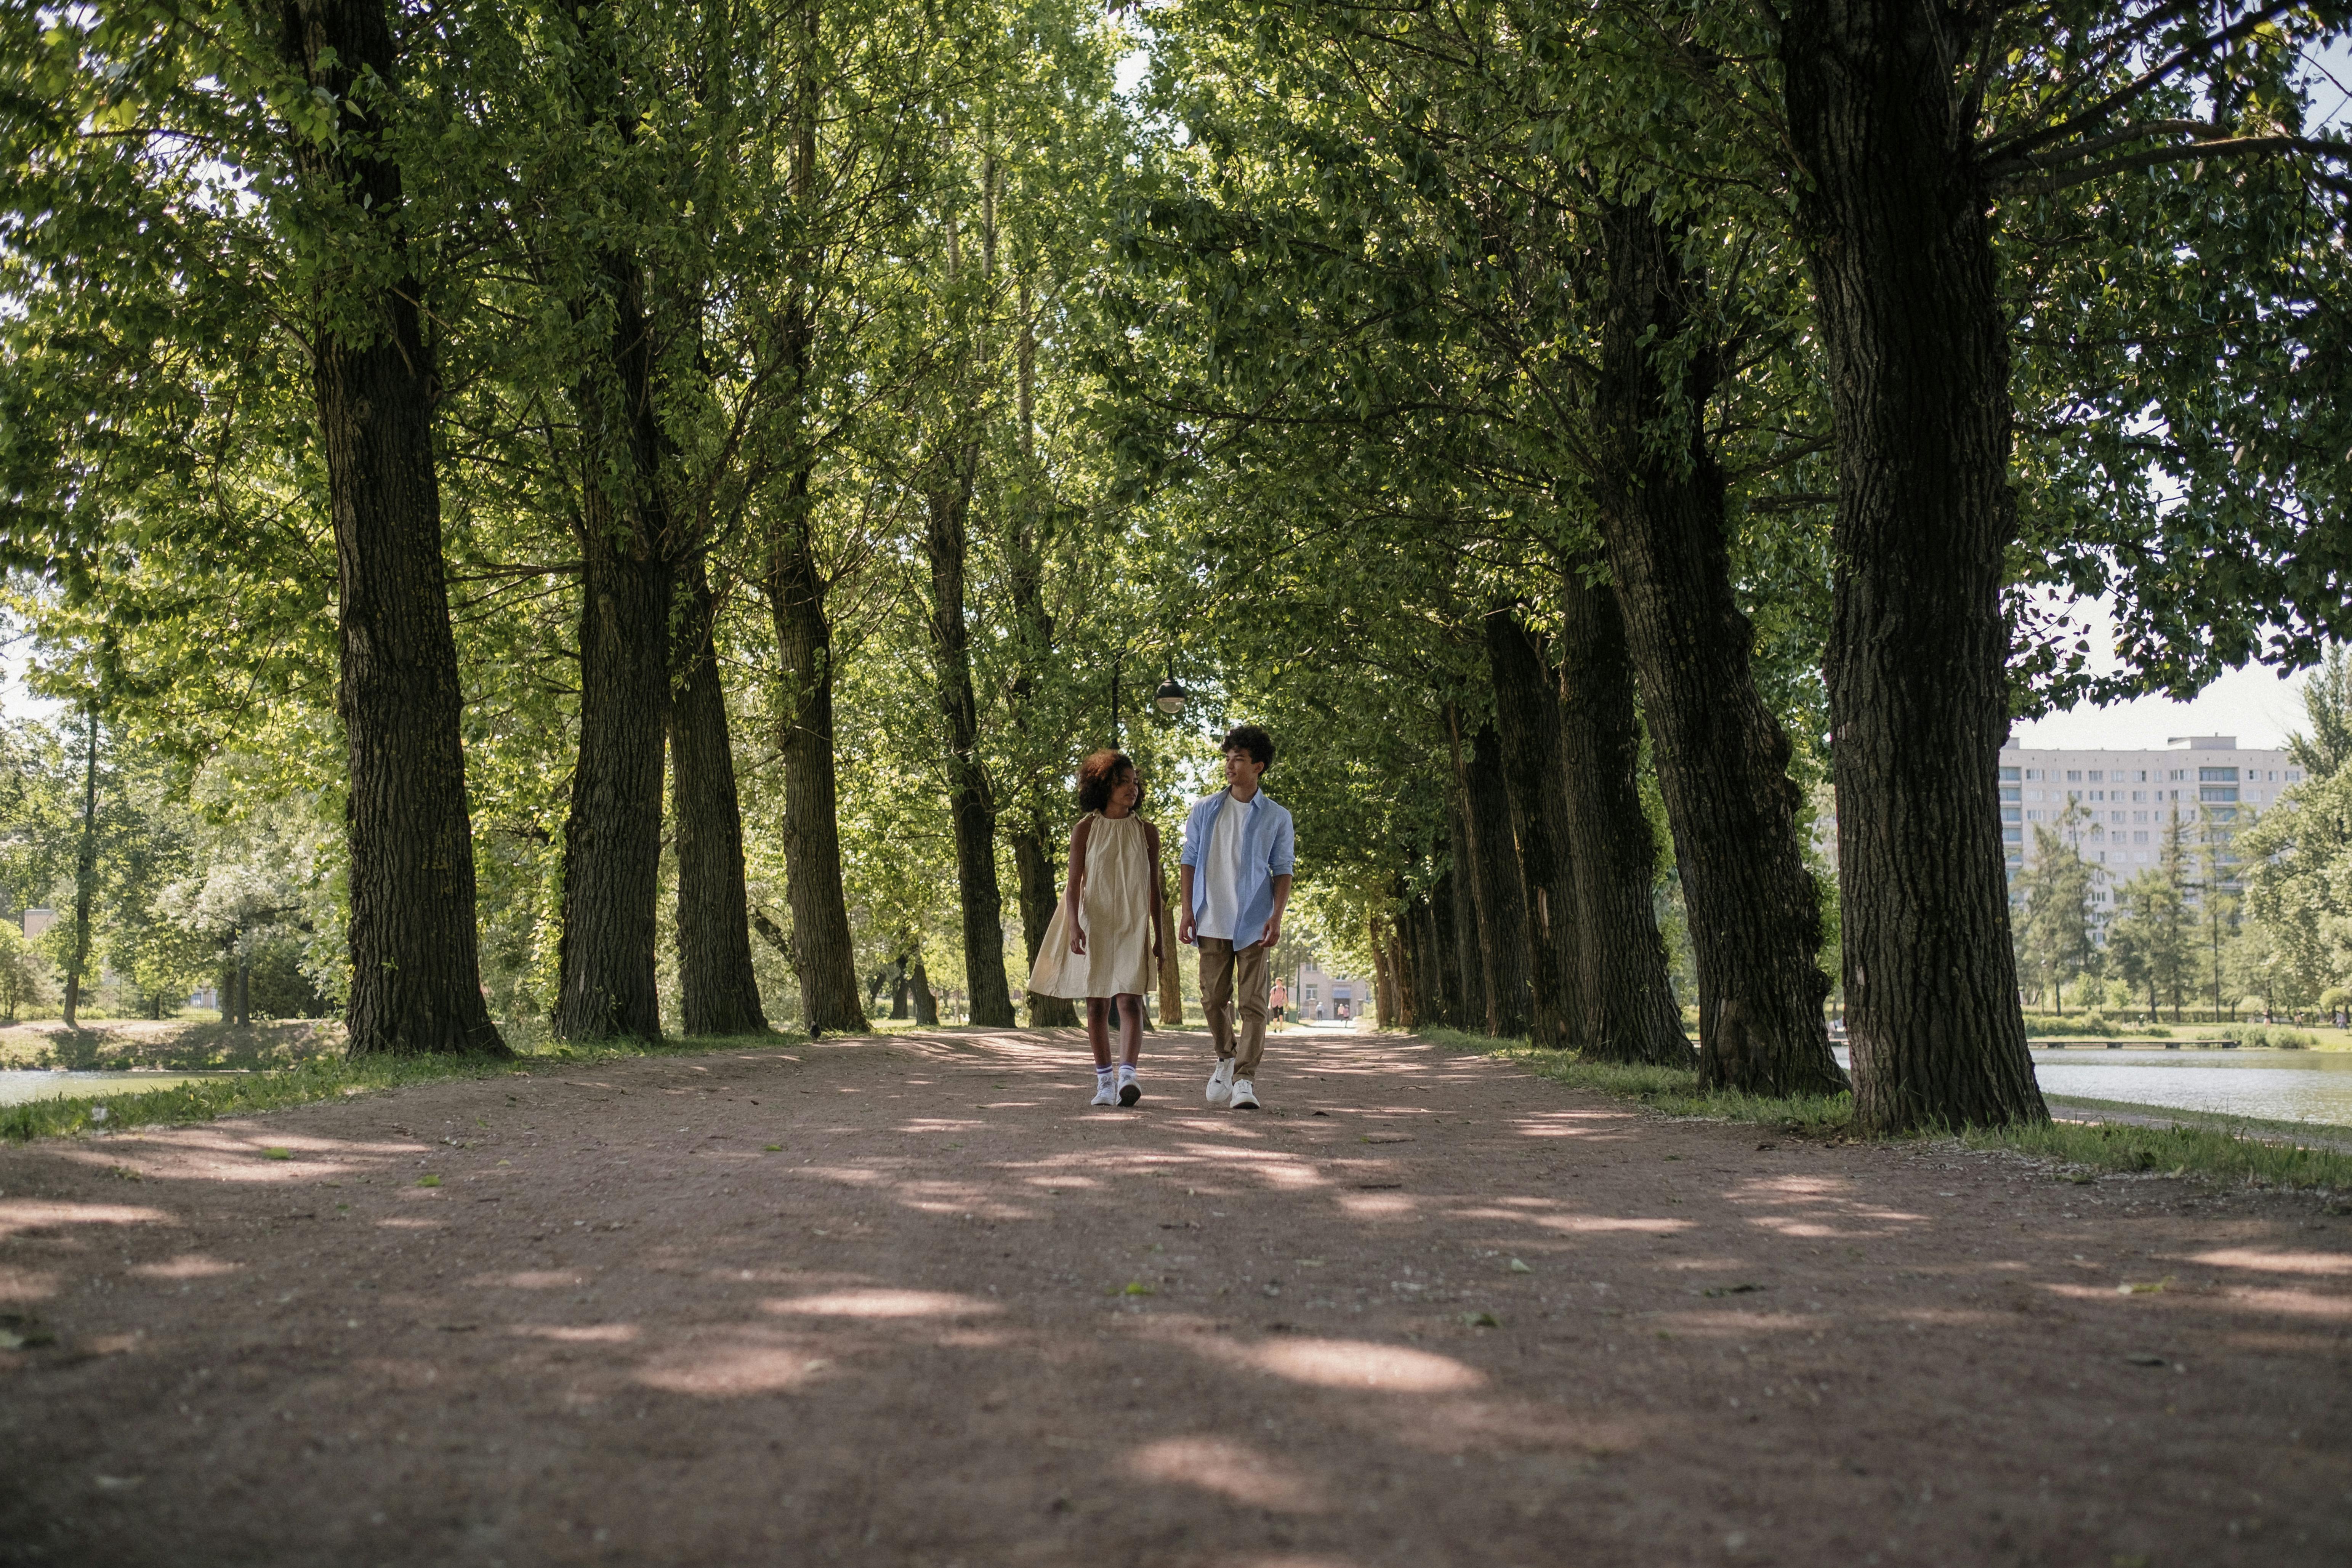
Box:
[1828,1049,2352,1129]
[1,1027,2346,1567]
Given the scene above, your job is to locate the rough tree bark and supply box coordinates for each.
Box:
[1485,609,1581,1049]
[1416,889,1454,1028]
[1780,0,2045,1130]
[1454,714,1533,1039]
[1593,197,1844,1097]
[766,472,867,1035]
[1556,566,1694,1066]
[1445,797,1487,1031]
[923,468,1017,1028]
[550,71,672,1043]
[282,0,503,1057]
[670,556,769,1035]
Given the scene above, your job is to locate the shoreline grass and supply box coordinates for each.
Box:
[1418,1026,2352,1192]
[0,1030,804,1144]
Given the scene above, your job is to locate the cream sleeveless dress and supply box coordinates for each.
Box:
[1028,812,1156,1000]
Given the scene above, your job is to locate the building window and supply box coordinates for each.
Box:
[1999,766,2020,781]
[2200,785,2238,802]
[2002,826,2022,842]
[2169,769,2185,781]
[2288,769,2304,782]
[2000,786,2020,802]
[2199,766,2238,782]
[2137,770,2149,782]
[2067,770,2082,781]
[2001,806,2021,822]
[2133,830,2149,843]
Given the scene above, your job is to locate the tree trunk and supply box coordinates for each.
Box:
[670,557,769,1035]
[1157,871,1184,1026]
[552,237,670,1043]
[1011,821,1080,1027]
[62,705,96,1029]
[888,951,911,1019]
[1593,197,1843,1097]
[1557,567,1695,1067]
[766,473,867,1035]
[1371,918,1402,1028]
[1780,0,2046,1132]
[923,474,1016,1028]
[281,0,503,1058]
[1444,798,1487,1031]
[1485,609,1581,1049]
[1455,715,1533,1039]
[1416,889,1453,1028]
[911,951,939,1025]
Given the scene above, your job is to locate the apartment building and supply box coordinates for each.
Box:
[1998,734,2302,911]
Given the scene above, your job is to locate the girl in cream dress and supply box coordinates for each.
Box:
[1028,750,1166,1107]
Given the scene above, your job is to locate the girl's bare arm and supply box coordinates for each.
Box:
[1065,817,1093,955]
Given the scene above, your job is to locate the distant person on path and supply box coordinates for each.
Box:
[1179,725,1295,1112]
[1028,751,1165,1107]
[1270,977,1289,1023]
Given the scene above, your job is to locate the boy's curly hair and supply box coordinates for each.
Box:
[1222,724,1275,770]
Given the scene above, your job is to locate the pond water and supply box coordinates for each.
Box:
[0,1070,237,1107]
[1837,1046,2352,1128]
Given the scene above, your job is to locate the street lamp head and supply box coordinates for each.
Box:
[1154,657,1187,716]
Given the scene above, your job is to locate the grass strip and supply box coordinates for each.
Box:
[0,1031,799,1144]
[1418,1027,2352,1192]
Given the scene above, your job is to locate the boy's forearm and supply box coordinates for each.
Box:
[1270,873,1293,915]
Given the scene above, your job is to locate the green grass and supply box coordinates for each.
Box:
[1418,1026,2352,1192]
[0,1029,804,1144]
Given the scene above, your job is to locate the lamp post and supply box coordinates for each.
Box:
[1111,653,1187,748]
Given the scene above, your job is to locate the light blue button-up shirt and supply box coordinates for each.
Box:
[1179,788,1296,950]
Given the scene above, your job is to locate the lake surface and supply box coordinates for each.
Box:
[0,1070,237,1107]
[1837,1046,2352,1128]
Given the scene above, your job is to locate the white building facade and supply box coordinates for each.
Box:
[2000,734,2303,915]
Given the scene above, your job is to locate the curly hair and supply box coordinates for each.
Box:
[1222,724,1275,770]
[1075,750,1138,814]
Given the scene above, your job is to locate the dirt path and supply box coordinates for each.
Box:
[2,1028,2346,1567]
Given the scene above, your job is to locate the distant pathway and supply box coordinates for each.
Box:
[2,1028,2346,1566]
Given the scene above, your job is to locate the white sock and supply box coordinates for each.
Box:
[1096,1065,1116,1084]
[1118,1063,1137,1082]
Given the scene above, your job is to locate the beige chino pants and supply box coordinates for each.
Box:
[1197,937,1270,1079]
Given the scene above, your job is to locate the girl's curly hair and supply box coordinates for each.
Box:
[1076,750,1138,814]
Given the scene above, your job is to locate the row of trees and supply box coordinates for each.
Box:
[5,1,2348,1134]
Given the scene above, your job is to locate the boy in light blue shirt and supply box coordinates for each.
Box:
[1178,725,1295,1110]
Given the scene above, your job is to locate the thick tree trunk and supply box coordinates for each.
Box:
[1416,890,1452,1028]
[1456,718,1534,1039]
[766,476,867,1035]
[1485,609,1581,1049]
[1371,917,1403,1028]
[669,557,769,1035]
[1593,198,1844,1097]
[1780,0,2044,1131]
[1157,874,1184,1025]
[282,0,503,1058]
[552,242,671,1043]
[1011,821,1080,1027]
[1557,567,1695,1067]
[1444,799,1487,1031]
[923,476,1016,1028]
[911,951,939,1025]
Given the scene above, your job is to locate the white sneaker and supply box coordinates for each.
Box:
[1118,1067,1142,1107]
[1091,1078,1118,1107]
[1229,1078,1260,1111]
[1205,1059,1235,1107]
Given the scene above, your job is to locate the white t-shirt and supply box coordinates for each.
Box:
[1197,795,1248,941]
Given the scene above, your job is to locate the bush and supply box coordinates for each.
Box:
[2218,1024,2317,1050]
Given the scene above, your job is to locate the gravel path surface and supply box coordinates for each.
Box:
[2,1027,2347,1566]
